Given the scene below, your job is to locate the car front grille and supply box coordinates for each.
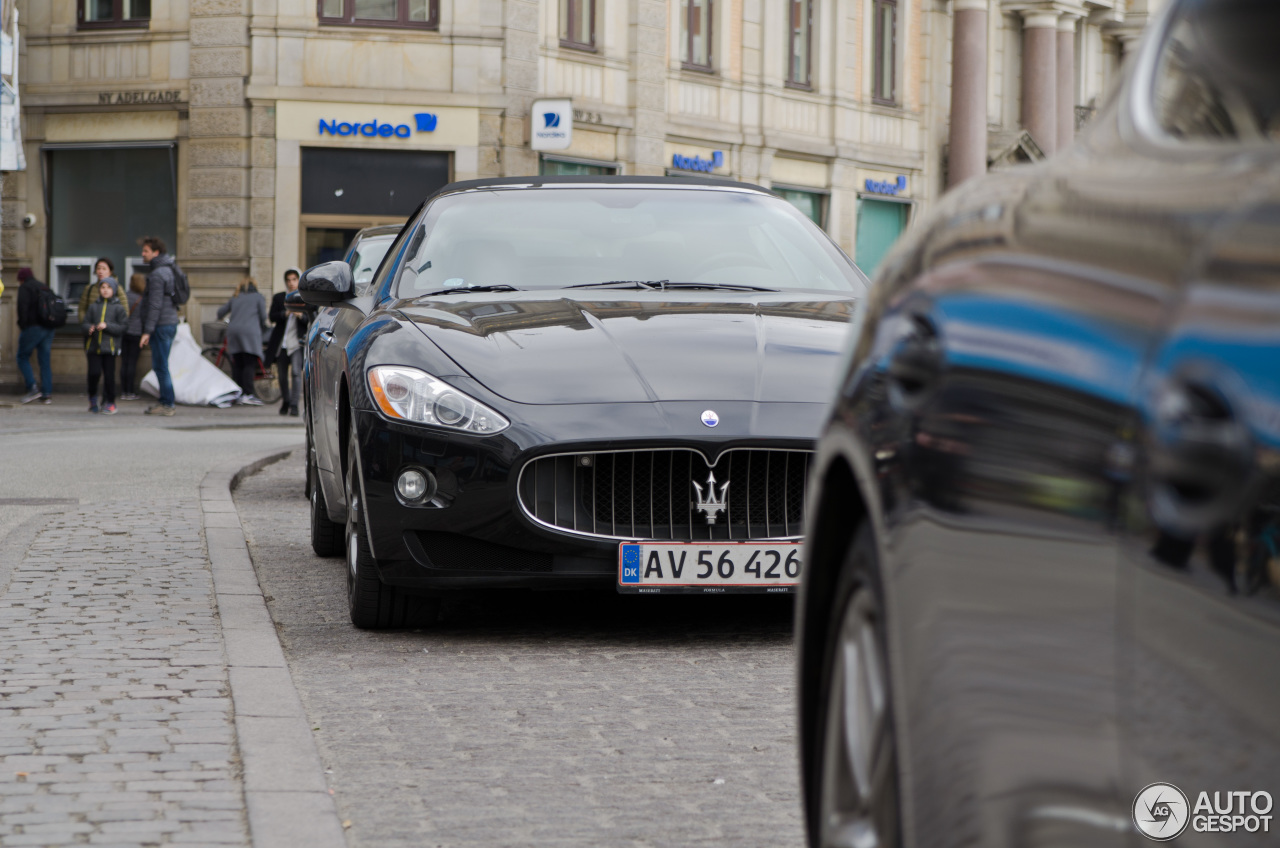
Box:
[517,448,812,542]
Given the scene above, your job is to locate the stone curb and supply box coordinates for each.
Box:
[202,448,348,848]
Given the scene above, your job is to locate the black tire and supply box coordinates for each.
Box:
[310,468,342,558]
[344,424,439,629]
[806,526,902,848]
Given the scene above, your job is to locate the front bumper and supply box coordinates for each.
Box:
[351,400,821,590]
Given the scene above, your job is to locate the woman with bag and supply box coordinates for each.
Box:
[216,277,270,405]
[81,277,128,415]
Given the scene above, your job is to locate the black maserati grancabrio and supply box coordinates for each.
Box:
[796,1,1280,846]
[298,176,868,628]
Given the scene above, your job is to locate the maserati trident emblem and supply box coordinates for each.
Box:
[692,471,730,524]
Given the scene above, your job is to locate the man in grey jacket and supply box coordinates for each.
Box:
[137,236,181,415]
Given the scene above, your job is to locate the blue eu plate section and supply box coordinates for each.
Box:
[620,545,641,584]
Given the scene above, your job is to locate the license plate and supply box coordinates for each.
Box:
[617,542,802,594]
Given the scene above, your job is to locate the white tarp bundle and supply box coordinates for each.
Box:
[141,323,242,407]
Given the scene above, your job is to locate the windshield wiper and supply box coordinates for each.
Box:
[564,280,668,290]
[414,284,521,298]
[660,282,780,293]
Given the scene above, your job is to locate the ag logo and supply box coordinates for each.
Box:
[1134,783,1190,841]
[543,112,560,128]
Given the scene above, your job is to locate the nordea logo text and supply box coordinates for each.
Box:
[318,113,438,139]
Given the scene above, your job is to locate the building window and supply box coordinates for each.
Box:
[682,0,713,71]
[560,0,595,50]
[775,186,826,228]
[540,156,618,176]
[872,0,897,104]
[318,0,438,29]
[786,0,813,88]
[78,0,150,28]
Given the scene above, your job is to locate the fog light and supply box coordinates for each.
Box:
[396,468,434,503]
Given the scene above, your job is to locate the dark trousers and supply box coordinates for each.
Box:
[232,352,258,398]
[121,334,141,394]
[87,353,117,405]
[277,348,302,409]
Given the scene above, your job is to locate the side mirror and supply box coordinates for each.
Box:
[298,261,354,305]
[284,289,315,313]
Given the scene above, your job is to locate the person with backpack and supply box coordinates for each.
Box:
[81,277,128,415]
[137,236,187,416]
[15,267,62,404]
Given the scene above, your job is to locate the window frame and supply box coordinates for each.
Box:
[539,154,620,176]
[682,0,714,73]
[317,0,439,30]
[871,0,898,106]
[785,0,814,90]
[560,0,597,52]
[78,0,150,30]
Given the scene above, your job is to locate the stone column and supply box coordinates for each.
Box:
[501,0,540,177]
[187,0,252,308]
[1020,9,1058,155]
[624,0,669,176]
[948,0,989,188]
[1057,15,1078,151]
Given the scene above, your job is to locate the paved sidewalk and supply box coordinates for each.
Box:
[0,405,338,848]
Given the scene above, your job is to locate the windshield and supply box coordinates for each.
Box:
[393,187,867,297]
[349,234,396,292]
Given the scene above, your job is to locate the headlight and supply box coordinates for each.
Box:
[367,366,510,434]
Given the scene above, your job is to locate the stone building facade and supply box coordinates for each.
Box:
[2,0,1157,390]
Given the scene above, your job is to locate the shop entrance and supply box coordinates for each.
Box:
[300,147,450,270]
[855,197,911,278]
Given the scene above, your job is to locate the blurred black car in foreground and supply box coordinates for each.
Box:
[797,1,1280,846]
[300,176,868,629]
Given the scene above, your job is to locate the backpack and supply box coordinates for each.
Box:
[36,286,68,329]
[168,265,190,305]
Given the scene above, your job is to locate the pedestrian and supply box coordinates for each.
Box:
[15,267,55,405]
[217,277,269,406]
[138,236,182,416]
[265,268,309,417]
[77,258,127,321]
[119,273,147,401]
[81,277,127,415]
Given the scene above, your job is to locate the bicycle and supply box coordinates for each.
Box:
[200,322,281,404]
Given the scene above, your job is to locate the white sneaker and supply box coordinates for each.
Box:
[240,395,264,406]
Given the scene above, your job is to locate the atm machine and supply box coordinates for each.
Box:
[48,257,95,321]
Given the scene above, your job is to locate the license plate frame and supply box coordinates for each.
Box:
[617,541,802,594]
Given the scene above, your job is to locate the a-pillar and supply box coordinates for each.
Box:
[1057,15,1079,150]
[1021,9,1059,155]
[948,0,989,187]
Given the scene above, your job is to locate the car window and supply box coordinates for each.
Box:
[350,235,396,293]
[393,188,868,296]
[1150,0,1280,143]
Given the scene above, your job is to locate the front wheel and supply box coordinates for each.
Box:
[809,527,902,848]
[344,423,438,629]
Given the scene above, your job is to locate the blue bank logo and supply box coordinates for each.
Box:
[672,150,725,173]
[318,112,438,139]
[621,545,641,583]
[865,175,907,196]
[543,112,561,129]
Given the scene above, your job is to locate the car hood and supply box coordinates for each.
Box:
[397,292,858,405]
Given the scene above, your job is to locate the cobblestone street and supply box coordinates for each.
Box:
[234,452,804,848]
[0,500,243,847]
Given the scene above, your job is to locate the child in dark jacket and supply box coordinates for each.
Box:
[82,279,128,414]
